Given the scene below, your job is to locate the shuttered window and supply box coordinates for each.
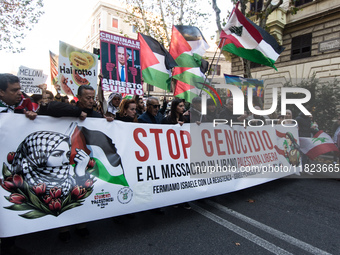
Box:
[112,18,118,28]
[250,0,263,12]
[291,33,312,60]
[209,64,221,76]
[294,0,313,7]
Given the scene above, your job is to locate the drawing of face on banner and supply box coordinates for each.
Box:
[282,132,300,166]
[0,123,128,219]
[100,31,143,96]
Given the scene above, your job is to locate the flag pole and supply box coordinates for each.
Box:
[198,38,226,123]
[208,39,225,86]
[199,38,226,97]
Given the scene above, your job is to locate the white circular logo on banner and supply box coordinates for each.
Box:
[117,187,133,204]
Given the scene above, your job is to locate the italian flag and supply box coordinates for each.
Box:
[71,126,129,186]
[299,131,339,160]
[220,4,284,70]
[169,25,210,102]
[138,33,177,91]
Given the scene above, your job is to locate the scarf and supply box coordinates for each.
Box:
[0,99,15,113]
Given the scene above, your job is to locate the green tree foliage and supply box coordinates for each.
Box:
[282,75,340,134]
[0,0,44,53]
[123,0,209,48]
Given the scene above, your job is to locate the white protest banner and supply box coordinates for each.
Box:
[58,41,98,96]
[17,65,48,94]
[0,114,299,237]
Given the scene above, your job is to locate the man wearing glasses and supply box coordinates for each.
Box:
[137,96,167,215]
[138,97,164,124]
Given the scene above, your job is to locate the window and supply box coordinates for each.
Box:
[132,25,137,33]
[91,22,95,35]
[291,33,312,60]
[210,64,221,76]
[250,62,263,69]
[112,18,118,29]
[250,0,263,12]
[147,84,154,92]
[294,0,313,7]
[98,18,101,29]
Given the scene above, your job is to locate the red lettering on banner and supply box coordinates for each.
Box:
[233,130,241,154]
[134,128,149,161]
[244,131,253,153]
[224,130,235,154]
[249,131,261,152]
[150,129,163,160]
[239,132,247,153]
[202,129,213,157]
[214,129,226,156]
[167,129,180,160]
[180,130,191,159]
[262,130,273,149]
[257,131,266,151]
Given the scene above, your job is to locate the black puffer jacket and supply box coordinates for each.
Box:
[39,101,102,118]
[296,112,318,137]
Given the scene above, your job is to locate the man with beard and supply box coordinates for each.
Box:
[0,73,37,120]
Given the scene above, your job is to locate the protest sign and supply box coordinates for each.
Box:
[17,66,48,94]
[49,50,59,86]
[58,41,98,96]
[100,31,143,95]
[0,114,298,237]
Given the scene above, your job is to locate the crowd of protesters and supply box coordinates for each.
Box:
[2,72,340,254]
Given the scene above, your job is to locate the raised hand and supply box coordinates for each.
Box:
[74,148,90,177]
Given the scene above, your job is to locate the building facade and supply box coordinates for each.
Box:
[83,1,230,101]
[230,0,340,108]
[83,1,169,98]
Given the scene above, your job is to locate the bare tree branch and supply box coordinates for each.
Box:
[0,0,44,53]
[178,0,184,25]
[157,0,170,45]
[212,0,222,33]
[124,0,208,49]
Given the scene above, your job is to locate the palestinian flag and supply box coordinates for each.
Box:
[71,126,128,186]
[299,131,339,160]
[121,93,133,100]
[138,33,177,91]
[169,25,209,68]
[169,25,210,102]
[173,67,205,101]
[219,4,284,70]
